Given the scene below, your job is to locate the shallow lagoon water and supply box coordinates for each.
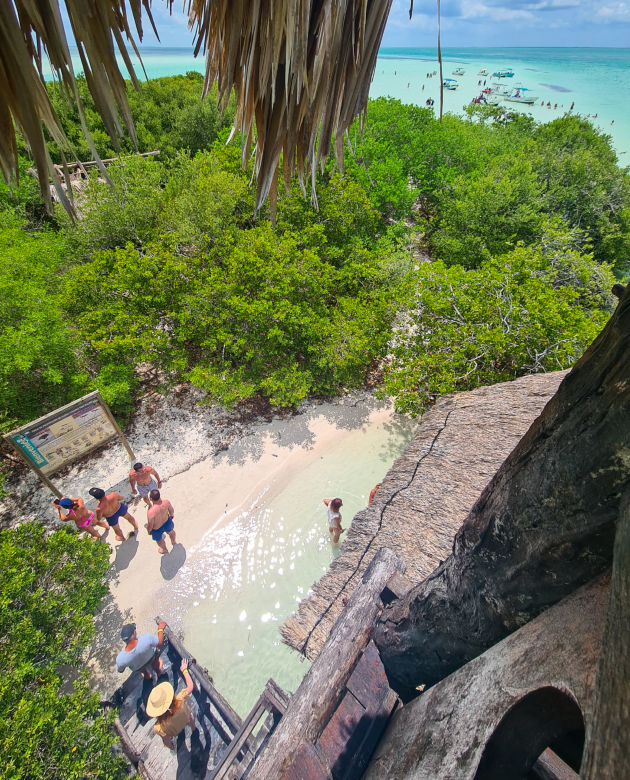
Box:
[172,414,416,717]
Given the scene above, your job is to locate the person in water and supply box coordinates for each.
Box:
[116,621,166,679]
[53,496,108,539]
[324,497,345,545]
[89,487,138,541]
[147,489,177,554]
[129,462,162,507]
[150,658,197,749]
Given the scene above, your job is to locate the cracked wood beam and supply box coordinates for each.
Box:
[374,282,630,698]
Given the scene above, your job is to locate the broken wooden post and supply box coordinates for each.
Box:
[246,547,405,780]
[375,282,630,696]
[580,487,630,780]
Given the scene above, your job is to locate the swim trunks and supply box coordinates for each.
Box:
[151,517,174,542]
[137,478,158,497]
[105,503,129,526]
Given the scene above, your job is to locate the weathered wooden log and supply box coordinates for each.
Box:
[532,749,579,780]
[246,547,405,780]
[374,282,630,696]
[580,488,630,779]
[113,717,141,766]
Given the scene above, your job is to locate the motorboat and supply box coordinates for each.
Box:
[492,68,515,78]
[486,94,503,105]
[503,84,538,104]
[484,82,511,96]
[478,68,489,76]
[452,67,465,76]
[443,78,459,90]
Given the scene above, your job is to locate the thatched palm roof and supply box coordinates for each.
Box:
[2,0,398,213]
[280,370,567,661]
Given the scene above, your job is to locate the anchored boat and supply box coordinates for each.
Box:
[503,84,539,104]
[452,67,465,76]
[443,78,459,90]
[478,68,489,76]
[492,67,515,78]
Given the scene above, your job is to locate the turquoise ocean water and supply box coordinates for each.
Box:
[47,47,630,156]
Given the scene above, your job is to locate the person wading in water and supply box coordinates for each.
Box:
[323,497,346,546]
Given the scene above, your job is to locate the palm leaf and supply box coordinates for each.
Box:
[2,0,398,213]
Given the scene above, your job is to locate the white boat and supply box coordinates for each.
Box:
[503,84,539,104]
[443,78,458,90]
[485,82,511,96]
[492,67,515,78]
[486,94,503,105]
[452,67,465,76]
[478,68,489,76]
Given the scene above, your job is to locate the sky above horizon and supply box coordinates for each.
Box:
[138,0,629,50]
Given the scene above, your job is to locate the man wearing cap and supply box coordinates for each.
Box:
[149,658,197,749]
[116,621,167,679]
[89,488,138,542]
[129,463,162,507]
[146,490,177,554]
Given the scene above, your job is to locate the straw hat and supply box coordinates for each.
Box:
[146,682,174,717]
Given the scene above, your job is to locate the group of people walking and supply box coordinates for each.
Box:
[53,463,178,554]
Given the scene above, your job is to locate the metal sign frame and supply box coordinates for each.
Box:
[3,390,135,497]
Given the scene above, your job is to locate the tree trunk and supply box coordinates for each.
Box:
[374,283,630,697]
[579,487,630,779]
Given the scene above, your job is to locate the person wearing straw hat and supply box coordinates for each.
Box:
[149,658,197,749]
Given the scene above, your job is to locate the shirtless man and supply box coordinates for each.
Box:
[146,490,177,554]
[53,496,109,540]
[89,487,138,542]
[129,462,162,507]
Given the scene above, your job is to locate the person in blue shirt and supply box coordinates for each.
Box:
[116,621,167,679]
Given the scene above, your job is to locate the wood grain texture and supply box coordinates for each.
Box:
[281,371,566,660]
[364,575,609,780]
[580,487,630,780]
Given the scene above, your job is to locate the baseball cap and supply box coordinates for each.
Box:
[59,498,74,508]
[89,487,106,500]
[120,623,136,641]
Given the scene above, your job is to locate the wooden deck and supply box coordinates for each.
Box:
[114,623,288,780]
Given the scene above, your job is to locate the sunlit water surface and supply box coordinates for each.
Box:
[171,415,416,717]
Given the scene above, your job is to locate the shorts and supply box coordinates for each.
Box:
[151,517,174,542]
[137,478,158,498]
[105,503,129,526]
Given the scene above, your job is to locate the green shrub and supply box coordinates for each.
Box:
[0,523,126,780]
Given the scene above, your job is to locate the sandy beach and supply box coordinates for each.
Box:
[0,388,408,696]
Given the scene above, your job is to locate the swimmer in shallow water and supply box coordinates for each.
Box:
[324,497,345,546]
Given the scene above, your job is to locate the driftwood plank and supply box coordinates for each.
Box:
[531,749,579,780]
[208,697,268,780]
[247,548,405,780]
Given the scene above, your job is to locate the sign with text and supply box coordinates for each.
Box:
[5,392,118,476]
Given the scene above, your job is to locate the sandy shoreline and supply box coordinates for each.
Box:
[1,387,405,696]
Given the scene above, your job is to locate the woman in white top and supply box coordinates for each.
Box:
[323,497,345,545]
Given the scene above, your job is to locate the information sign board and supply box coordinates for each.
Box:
[3,391,134,490]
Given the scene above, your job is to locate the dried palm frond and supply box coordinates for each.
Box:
[0,0,155,212]
[188,0,395,211]
[2,0,399,214]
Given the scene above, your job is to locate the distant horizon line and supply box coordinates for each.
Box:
[124,44,630,51]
